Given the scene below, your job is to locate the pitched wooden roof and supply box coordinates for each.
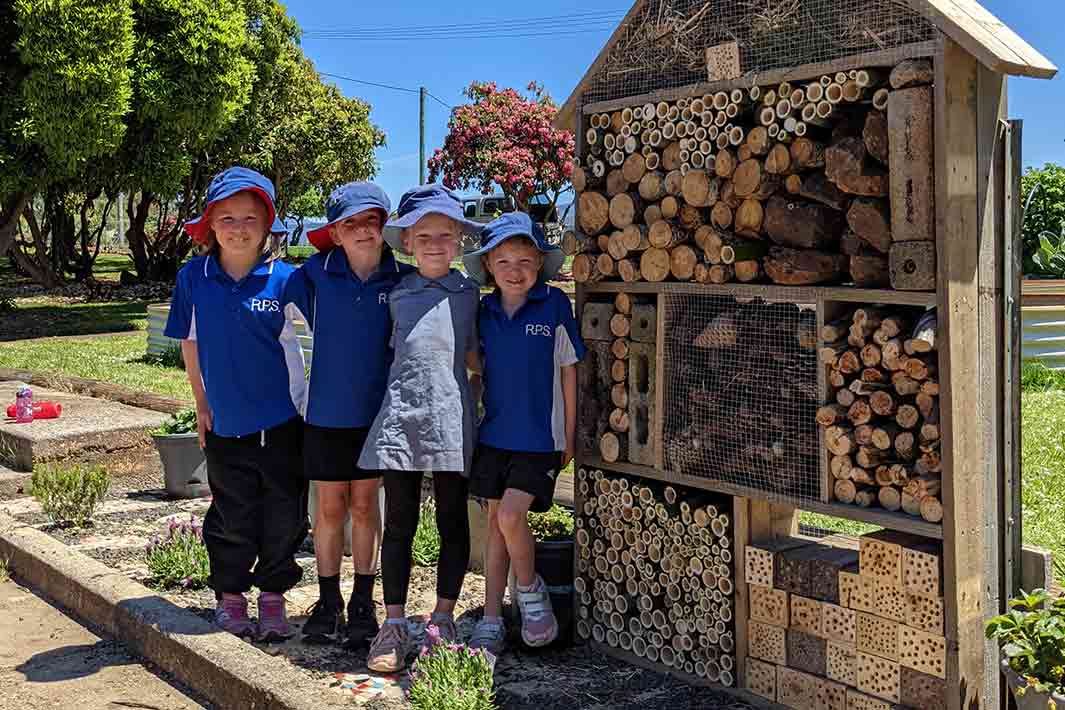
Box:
[555,0,1056,130]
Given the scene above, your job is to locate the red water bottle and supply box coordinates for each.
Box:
[6,401,62,419]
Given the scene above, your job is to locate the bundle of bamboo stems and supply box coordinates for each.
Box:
[575,467,737,685]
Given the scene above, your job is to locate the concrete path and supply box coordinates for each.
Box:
[0,578,210,710]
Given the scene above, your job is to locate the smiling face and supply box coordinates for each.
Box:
[208,191,270,257]
[485,237,543,300]
[330,208,384,256]
[403,213,461,278]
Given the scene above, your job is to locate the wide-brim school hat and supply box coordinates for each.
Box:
[462,211,565,286]
[382,184,483,254]
[306,181,391,252]
[184,167,287,245]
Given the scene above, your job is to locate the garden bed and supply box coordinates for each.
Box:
[0,443,752,710]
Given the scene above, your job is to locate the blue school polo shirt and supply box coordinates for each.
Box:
[283,248,414,428]
[477,283,586,453]
[164,255,307,438]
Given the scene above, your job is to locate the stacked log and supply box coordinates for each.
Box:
[576,467,736,686]
[573,60,934,290]
[819,308,942,523]
[744,530,946,708]
[664,297,820,499]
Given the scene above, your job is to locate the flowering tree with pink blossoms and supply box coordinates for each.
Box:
[428,81,575,221]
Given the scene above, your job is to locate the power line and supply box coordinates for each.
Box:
[318,72,420,94]
[425,91,453,110]
[302,10,623,35]
[304,26,618,42]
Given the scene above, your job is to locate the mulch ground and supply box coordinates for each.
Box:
[0,445,753,709]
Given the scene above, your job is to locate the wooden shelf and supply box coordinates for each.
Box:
[581,457,943,540]
[578,281,937,307]
[581,41,937,116]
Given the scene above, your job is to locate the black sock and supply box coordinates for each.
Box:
[353,573,375,602]
[318,575,342,607]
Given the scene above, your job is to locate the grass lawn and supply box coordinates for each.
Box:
[0,298,149,341]
[0,332,192,401]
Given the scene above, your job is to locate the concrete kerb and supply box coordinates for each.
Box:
[0,512,343,710]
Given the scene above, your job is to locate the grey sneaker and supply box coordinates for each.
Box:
[367,622,409,673]
[515,575,558,647]
[215,593,256,638]
[469,618,506,657]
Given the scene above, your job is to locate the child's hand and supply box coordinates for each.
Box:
[561,446,574,469]
[196,405,213,449]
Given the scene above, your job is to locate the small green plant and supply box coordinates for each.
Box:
[0,556,10,583]
[1022,361,1065,393]
[0,295,15,315]
[528,504,574,542]
[145,516,210,589]
[986,589,1065,698]
[407,624,495,710]
[412,498,442,566]
[152,343,185,369]
[29,463,110,527]
[153,408,198,436]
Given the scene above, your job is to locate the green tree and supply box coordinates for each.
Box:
[1022,163,1065,276]
[0,0,135,257]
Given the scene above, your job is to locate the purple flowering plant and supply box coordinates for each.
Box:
[406,624,495,710]
[144,515,209,590]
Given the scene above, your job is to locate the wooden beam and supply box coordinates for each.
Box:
[935,37,996,710]
[907,0,1057,79]
[1003,120,1023,598]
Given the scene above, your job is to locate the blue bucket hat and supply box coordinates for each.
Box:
[306,182,391,252]
[462,212,565,286]
[184,167,287,245]
[382,184,483,254]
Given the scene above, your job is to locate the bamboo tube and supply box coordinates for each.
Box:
[646,646,660,663]
[749,86,761,101]
[759,106,776,126]
[826,83,844,104]
[606,629,619,647]
[762,89,777,107]
[873,88,890,111]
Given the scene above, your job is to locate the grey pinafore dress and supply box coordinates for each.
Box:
[358,269,479,475]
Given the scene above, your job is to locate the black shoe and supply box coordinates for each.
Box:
[344,598,380,650]
[302,599,345,644]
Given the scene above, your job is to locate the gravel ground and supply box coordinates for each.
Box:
[1,444,753,709]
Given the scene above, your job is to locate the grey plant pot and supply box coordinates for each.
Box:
[152,433,210,499]
[1003,659,1065,710]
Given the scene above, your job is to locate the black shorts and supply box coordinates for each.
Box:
[302,423,383,482]
[469,444,563,513]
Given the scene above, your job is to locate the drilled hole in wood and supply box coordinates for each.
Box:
[635,354,649,394]
[636,404,650,446]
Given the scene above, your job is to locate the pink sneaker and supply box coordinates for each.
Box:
[257,592,294,643]
[215,593,256,638]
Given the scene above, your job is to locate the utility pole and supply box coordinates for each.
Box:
[419,87,427,185]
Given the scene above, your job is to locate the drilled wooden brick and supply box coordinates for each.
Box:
[750,583,789,627]
[857,611,899,661]
[839,571,878,614]
[813,676,848,710]
[856,651,900,703]
[745,657,777,702]
[778,666,818,708]
[873,580,908,622]
[791,595,824,637]
[788,629,828,677]
[898,625,946,679]
[827,642,857,686]
[776,543,824,596]
[902,543,942,598]
[859,531,904,584]
[808,545,860,604]
[846,689,896,710]
[900,666,946,709]
[822,602,857,645]
[749,620,787,665]
[746,538,811,588]
[905,593,944,635]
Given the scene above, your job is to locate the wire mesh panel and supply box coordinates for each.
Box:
[582,0,937,106]
[663,290,821,503]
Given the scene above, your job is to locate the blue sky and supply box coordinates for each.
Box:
[286,0,1064,209]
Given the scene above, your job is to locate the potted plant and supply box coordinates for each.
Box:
[151,409,210,499]
[986,588,1065,710]
[508,504,576,647]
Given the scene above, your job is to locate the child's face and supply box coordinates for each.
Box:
[404,214,461,275]
[485,238,543,300]
[209,192,269,257]
[330,209,384,256]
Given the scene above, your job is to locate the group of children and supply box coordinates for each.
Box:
[164,166,585,672]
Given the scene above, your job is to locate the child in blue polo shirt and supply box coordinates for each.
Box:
[462,212,586,655]
[165,167,308,643]
[282,182,414,649]
[358,185,483,673]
